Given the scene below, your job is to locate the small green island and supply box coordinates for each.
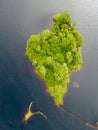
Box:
[25,11,84,105]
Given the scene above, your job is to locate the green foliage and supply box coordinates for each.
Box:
[25,11,84,105]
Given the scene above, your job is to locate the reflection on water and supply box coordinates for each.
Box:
[0,0,98,129]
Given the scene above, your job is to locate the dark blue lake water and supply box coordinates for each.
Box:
[0,0,98,130]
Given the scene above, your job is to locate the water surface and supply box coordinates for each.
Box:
[0,0,98,129]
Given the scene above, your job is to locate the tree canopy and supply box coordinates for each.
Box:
[25,11,84,105]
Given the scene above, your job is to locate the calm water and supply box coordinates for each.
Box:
[0,0,98,129]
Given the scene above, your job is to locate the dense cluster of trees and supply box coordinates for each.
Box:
[26,11,83,105]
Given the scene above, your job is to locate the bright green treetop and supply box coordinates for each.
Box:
[25,11,84,105]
